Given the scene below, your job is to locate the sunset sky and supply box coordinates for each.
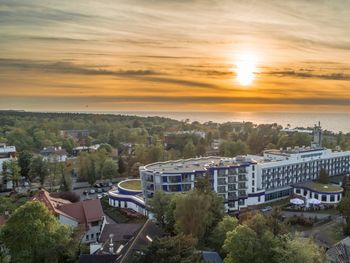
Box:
[1,0,350,112]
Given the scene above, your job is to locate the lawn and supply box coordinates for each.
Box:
[119,180,141,191]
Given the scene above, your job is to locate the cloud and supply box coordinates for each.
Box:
[0,58,219,89]
[264,69,350,80]
[3,95,350,107]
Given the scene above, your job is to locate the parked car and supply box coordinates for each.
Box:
[94,183,101,188]
[260,206,272,212]
[83,190,88,195]
[89,189,95,194]
[108,182,113,187]
[97,194,102,199]
[97,188,102,193]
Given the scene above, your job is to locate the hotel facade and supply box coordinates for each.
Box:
[140,128,349,212]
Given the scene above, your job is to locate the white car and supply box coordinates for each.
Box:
[89,189,95,194]
[97,194,102,199]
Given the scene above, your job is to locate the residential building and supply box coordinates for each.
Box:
[32,189,106,243]
[72,144,100,156]
[40,146,67,162]
[0,144,16,171]
[60,129,89,140]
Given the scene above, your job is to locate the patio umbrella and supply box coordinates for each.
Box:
[290,198,304,205]
[308,198,321,205]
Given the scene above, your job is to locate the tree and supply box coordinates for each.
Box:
[224,224,261,263]
[17,151,33,178]
[318,168,329,184]
[6,160,20,190]
[118,156,126,175]
[101,158,118,180]
[278,235,324,263]
[134,234,203,263]
[0,201,74,263]
[29,156,49,185]
[148,191,171,228]
[209,216,238,254]
[338,191,350,234]
[183,141,196,159]
[174,191,211,243]
[1,161,9,190]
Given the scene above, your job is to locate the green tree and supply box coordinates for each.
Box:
[278,235,324,263]
[183,141,196,159]
[318,168,329,184]
[148,191,172,228]
[101,158,118,180]
[209,215,238,254]
[29,156,49,185]
[118,156,126,175]
[6,160,20,190]
[174,191,211,243]
[17,151,33,179]
[134,234,203,263]
[0,201,74,263]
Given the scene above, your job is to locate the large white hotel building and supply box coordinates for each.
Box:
[140,126,349,211]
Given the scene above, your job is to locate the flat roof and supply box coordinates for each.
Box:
[143,156,254,173]
[294,181,343,193]
[119,179,142,191]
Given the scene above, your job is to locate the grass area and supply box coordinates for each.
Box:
[0,194,30,214]
[323,222,345,245]
[297,181,342,192]
[100,197,146,224]
[119,180,141,191]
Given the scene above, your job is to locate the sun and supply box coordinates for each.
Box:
[234,53,258,86]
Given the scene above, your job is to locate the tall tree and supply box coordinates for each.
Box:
[17,151,33,178]
[134,234,203,263]
[29,156,49,185]
[0,201,74,263]
[318,168,329,184]
[148,191,172,228]
[7,160,20,190]
[183,141,196,159]
[101,158,118,180]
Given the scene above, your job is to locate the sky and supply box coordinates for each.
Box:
[1,0,350,112]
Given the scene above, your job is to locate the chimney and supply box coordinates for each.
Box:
[109,233,114,254]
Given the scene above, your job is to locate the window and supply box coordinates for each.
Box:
[322,195,327,202]
[258,196,261,202]
[251,188,255,193]
[86,235,89,240]
[330,195,335,202]
[252,180,255,186]
[296,189,301,194]
[91,234,94,239]
[338,194,341,201]
[314,193,318,199]
[238,199,245,206]
[91,221,99,227]
[303,189,307,196]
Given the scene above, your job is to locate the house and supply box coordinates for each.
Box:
[0,144,16,171]
[79,219,164,263]
[32,189,106,243]
[60,129,89,140]
[88,223,143,255]
[40,146,68,162]
[326,237,350,262]
[72,144,100,157]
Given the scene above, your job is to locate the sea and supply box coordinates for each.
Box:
[90,111,350,134]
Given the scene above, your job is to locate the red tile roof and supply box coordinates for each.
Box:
[31,189,71,215]
[59,199,104,226]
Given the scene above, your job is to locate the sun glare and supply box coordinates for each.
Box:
[234,53,258,86]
